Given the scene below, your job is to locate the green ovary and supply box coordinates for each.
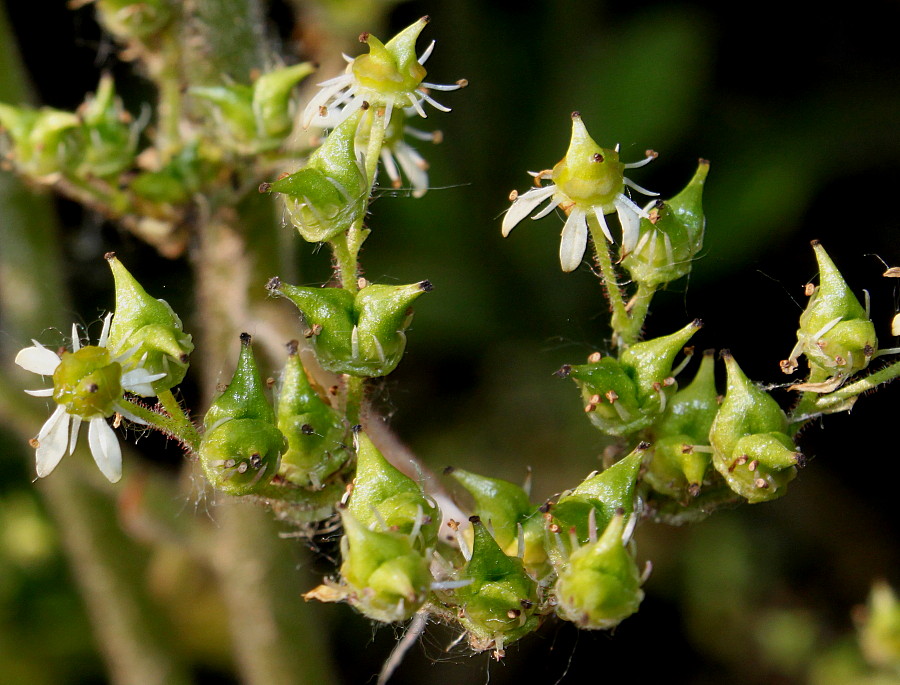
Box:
[52,346,122,418]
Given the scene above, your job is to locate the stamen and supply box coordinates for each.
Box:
[624,177,659,197]
[417,40,436,64]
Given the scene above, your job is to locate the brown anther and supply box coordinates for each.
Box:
[249,452,263,468]
[277,171,290,181]
[507,609,521,619]
[687,483,701,498]
[816,340,827,350]
[508,189,518,202]
[684,346,696,357]
[662,376,676,387]
[748,459,759,472]
[615,506,626,516]
[883,267,900,278]
[716,394,724,404]
[584,403,596,413]
[216,383,227,393]
[446,519,460,531]
[648,207,661,225]
[104,251,116,261]
[834,355,846,366]
[589,393,602,404]
[804,283,816,296]
[864,344,875,357]
[431,130,444,144]
[358,31,370,42]
[329,385,339,396]
[553,364,572,378]
[318,105,328,117]
[310,324,323,336]
[755,478,769,489]
[357,277,368,290]
[727,460,738,473]
[605,390,618,403]
[492,649,505,661]
[780,358,799,374]
[646,149,659,160]
[681,444,694,454]
[456,79,469,87]
[538,501,552,514]
[548,523,561,534]
[29,438,40,449]
[652,382,662,392]
[237,462,249,474]
[587,352,602,363]
[113,413,123,429]
[735,455,748,466]
[266,377,275,388]
[794,452,808,468]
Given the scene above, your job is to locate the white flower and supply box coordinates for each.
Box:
[501,112,657,273]
[15,315,164,483]
[301,17,466,131]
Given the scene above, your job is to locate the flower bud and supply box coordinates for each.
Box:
[645,350,718,499]
[276,342,348,489]
[336,509,432,622]
[75,74,138,179]
[200,334,284,495]
[348,431,439,550]
[857,581,900,672]
[786,241,877,379]
[106,254,193,394]
[262,111,367,243]
[710,352,802,503]
[621,160,709,285]
[52,346,122,419]
[268,277,432,377]
[449,517,540,653]
[0,104,80,178]
[252,63,316,139]
[554,514,644,630]
[546,445,645,567]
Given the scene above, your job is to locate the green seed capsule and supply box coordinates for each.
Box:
[0,104,80,177]
[351,18,429,101]
[710,352,802,503]
[52,347,122,419]
[554,514,644,630]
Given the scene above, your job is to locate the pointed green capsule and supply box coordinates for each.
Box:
[619,319,702,403]
[94,0,172,40]
[351,18,429,100]
[446,467,532,552]
[710,352,802,503]
[621,160,709,285]
[547,445,646,567]
[787,241,877,378]
[52,346,122,419]
[338,509,432,623]
[276,341,348,489]
[75,74,137,179]
[564,357,647,436]
[552,113,625,213]
[348,432,439,550]
[451,517,540,652]
[268,277,432,377]
[106,254,193,394]
[199,334,285,495]
[645,350,719,499]
[554,514,644,630]
[252,62,315,139]
[262,110,367,243]
[0,104,81,177]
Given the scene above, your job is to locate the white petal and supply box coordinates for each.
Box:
[88,418,122,483]
[592,206,614,243]
[559,208,588,272]
[71,323,81,351]
[501,185,556,237]
[624,177,659,197]
[35,406,70,477]
[15,346,61,375]
[98,313,112,347]
[615,199,642,256]
[393,142,429,198]
[112,403,149,426]
[121,369,167,397]
[418,40,436,64]
[24,388,54,397]
[69,415,82,455]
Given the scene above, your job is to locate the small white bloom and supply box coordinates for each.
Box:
[16,315,164,483]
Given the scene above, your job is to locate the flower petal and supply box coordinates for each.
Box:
[35,405,70,478]
[393,142,430,198]
[98,313,112,348]
[559,207,588,272]
[615,198,642,256]
[501,185,556,237]
[15,345,61,375]
[71,323,81,352]
[121,369,167,397]
[88,418,122,483]
[24,388,54,397]
[69,415,82,455]
[593,206,614,243]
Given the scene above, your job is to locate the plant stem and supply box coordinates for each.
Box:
[344,374,365,425]
[587,215,631,347]
[158,389,202,448]
[626,282,656,343]
[811,359,900,414]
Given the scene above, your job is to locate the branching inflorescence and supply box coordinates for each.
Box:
[4,4,900,676]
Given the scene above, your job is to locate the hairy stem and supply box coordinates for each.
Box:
[588,215,631,347]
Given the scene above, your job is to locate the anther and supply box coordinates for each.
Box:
[754,478,769,489]
[587,352,602,363]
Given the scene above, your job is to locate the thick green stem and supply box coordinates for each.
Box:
[626,282,656,343]
[588,215,631,346]
[344,374,366,425]
[119,393,200,451]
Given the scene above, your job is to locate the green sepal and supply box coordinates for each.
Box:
[52,347,122,419]
[252,62,315,139]
[446,467,532,551]
[619,319,702,402]
[450,517,540,650]
[199,418,284,496]
[94,0,172,40]
[547,445,646,567]
[106,254,193,394]
[276,342,348,489]
[710,353,802,503]
[203,334,276,429]
[351,18,428,99]
[75,74,137,178]
[348,432,439,550]
[269,278,431,377]
[554,514,644,630]
[792,241,877,377]
[551,112,624,213]
[653,349,718,441]
[338,509,431,623]
[620,160,709,285]
[263,110,367,243]
[0,103,80,177]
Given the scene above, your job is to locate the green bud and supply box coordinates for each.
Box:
[106,254,193,394]
[94,0,173,40]
[351,18,429,103]
[336,509,432,622]
[348,431,439,549]
[75,74,137,178]
[546,445,645,567]
[710,352,803,503]
[52,346,122,419]
[276,341,348,489]
[261,110,367,243]
[621,160,709,285]
[268,277,432,377]
[619,319,702,403]
[445,467,532,552]
[786,241,877,379]
[199,334,284,495]
[252,62,316,139]
[0,103,80,177]
[858,581,900,673]
[645,350,719,499]
[450,517,540,653]
[554,514,644,630]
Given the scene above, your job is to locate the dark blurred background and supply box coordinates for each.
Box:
[2,1,899,683]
